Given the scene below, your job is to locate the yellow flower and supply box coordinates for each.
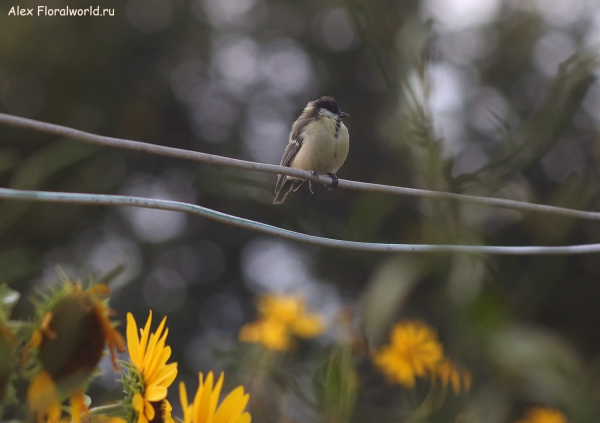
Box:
[179,372,251,423]
[372,320,444,388]
[124,311,178,423]
[238,318,291,351]
[373,320,472,395]
[257,295,325,337]
[238,294,325,351]
[516,407,567,423]
[26,282,125,423]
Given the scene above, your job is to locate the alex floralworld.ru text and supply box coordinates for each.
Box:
[8,6,115,16]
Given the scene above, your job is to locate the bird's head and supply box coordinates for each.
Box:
[311,96,349,118]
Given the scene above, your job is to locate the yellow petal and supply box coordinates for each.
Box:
[234,412,252,423]
[133,393,145,413]
[207,373,224,423]
[293,314,325,338]
[47,403,62,423]
[145,344,172,382]
[26,370,61,423]
[143,334,159,374]
[155,317,168,341]
[144,385,168,402]
[259,319,292,351]
[69,391,90,423]
[144,318,167,366]
[144,399,156,421]
[151,362,178,389]
[179,383,188,408]
[138,312,154,370]
[127,313,141,369]
[195,372,215,423]
[180,384,195,423]
[214,386,249,423]
[162,400,175,423]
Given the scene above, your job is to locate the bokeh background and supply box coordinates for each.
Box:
[2,0,600,421]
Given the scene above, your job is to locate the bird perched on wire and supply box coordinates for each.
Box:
[273,96,349,204]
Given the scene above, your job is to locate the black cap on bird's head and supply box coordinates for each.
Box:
[311,96,349,117]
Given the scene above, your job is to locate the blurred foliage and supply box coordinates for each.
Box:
[2,0,600,421]
[314,344,357,423]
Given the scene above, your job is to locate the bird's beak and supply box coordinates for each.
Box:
[339,111,349,118]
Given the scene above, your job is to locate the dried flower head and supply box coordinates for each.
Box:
[26,280,125,423]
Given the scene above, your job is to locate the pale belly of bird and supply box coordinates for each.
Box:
[291,119,349,175]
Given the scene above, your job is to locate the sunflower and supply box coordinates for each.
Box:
[238,294,325,351]
[516,407,568,423]
[26,281,125,423]
[179,372,251,423]
[123,311,178,423]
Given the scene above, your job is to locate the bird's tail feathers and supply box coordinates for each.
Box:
[273,177,304,204]
[274,177,293,204]
[292,179,304,192]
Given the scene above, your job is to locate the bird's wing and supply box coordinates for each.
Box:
[275,115,313,194]
[279,113,314,167]
[275,138,302,194]
[279,138,302,167]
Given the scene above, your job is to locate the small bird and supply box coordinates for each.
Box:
[273,96,349,204]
